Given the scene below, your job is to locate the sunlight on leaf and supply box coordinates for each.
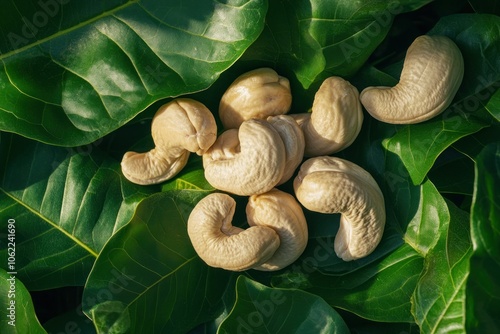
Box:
[0,133,153,289]
[0,0,267,146]
[412,200,472,334]
[466,142,500,333]
[82,191,231,333]
[218,276,350,334]
[0,270,46,334]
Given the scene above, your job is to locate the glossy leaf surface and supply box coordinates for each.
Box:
[0,0,267,146]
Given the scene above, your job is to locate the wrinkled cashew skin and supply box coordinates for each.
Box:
[267,115,305,185]
[293,77,363,156]
[203,119,286,196]
[246,189,308,271]
[187,193,280,271]
[219,68,292,129]
[360,35,464,124]
[294,157,385,261]
[121,98,217,185]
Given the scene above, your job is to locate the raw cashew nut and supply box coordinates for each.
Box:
[292,77,363,156]
[219,68,292,129]
[266,115,305,185]
[203,119,286,196]
[121,98,217,185]
[360,35,464,124]
[247,189,308,271]
[187,193,280,271]
[294,156,385,261]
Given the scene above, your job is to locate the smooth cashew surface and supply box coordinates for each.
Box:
[203,119,286,196]
[292,76,363,156]
[294,156,385,261]
[187,193,280,271]
[121,98,217,185]
[247,188,308,271]
[267,115,305,185]
[360,35,464,124]
[219,68,292,129]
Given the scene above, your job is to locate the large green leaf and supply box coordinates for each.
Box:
[466,142,500,333]
[218,276,350,334]
[412,200,472,334]
[382,14,500,185]
[82,190,231,334]
[297,243,423,323]
[0,133,153,290]
[240,0,433,93]
[0,0,267,146]
[0,269,46,334]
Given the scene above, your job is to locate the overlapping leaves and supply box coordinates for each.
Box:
[0,2,499,334]
[0,0,267,146]
[0,133,154,289]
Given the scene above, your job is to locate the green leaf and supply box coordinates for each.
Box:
[404,181,451,256]
[0,133,153,290]
[295,243,423,323]
[82,191,231,334]
[380,13,500,185]
[0,270,46,334]
[427,150,475,196]
[452,124,500,159]
[485,86,500,121]
[383,118,487,186]
[241,0,432,91]
[411,200,472,334]
[161,156,215,192]
[466,142,500,332]
[218,276,350,334]
[0,0,267,146]
[42,307,97,334]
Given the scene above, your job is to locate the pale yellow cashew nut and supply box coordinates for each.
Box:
[121,98,217,185]
[294,156,385,261]
[360,35,464,124]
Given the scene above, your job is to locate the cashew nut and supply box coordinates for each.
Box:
[292,77,363,156]
[187,193,280,271]
[121,98,217,185]
[203,119,286,196]
[219,68,292,129]
[360,35,464,124]
[247,188,308,271]
[293,156,385,261]
[266,115,305,185]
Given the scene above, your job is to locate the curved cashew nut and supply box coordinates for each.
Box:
[266,115,305,185]
[219,68,292,129]
[360,35,464,124]
[187,193,280,271]
[203,119,286,196]
[247,188,308,271]
[292,77,363,156]
[293,156,385,261]
[121,98,217,185]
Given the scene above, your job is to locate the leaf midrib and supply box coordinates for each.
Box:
[1,188,99,258]
[0,0,139,60]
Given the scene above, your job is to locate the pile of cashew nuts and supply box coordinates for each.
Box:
[121,35,464,272]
